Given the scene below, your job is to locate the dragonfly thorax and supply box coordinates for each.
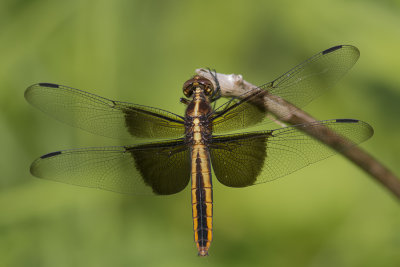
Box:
[184,84,213,146]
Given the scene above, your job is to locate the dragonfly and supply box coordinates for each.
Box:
[25,45,373,256]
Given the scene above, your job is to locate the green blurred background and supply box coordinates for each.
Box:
[1,0,400,266]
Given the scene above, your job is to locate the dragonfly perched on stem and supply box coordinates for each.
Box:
[25,45,373,256]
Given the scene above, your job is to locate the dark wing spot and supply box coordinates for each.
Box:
[40,151,62,159]
[322,45,343,55]
[336,119,359,123]
[38,83,59,88]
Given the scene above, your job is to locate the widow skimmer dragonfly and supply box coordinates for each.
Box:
[25,45,373,256]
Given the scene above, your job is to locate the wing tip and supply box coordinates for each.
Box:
[335,119,374,140]
[29,151,62,177]
[321,45,360,55]
[25,83,60,101]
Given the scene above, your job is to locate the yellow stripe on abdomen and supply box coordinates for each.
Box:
[191,145,213,257]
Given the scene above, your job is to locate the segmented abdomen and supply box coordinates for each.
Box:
[191,146,213,256]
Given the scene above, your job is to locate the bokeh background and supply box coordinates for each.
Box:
[1,0,400,266]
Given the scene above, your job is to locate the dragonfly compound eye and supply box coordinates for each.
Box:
[182,79,195,97]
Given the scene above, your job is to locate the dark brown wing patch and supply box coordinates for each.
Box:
[210,132,268,187]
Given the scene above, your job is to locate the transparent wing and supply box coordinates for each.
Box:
[210,119,373,187]
[211,45,360,134]
[211,88,268,134]
[263,45,359,107]
[25,83,185,140]
[30,139,190,195]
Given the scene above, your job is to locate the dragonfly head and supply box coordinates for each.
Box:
[182,75,214,98]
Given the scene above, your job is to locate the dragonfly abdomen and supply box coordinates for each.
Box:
[191,146,213,257]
